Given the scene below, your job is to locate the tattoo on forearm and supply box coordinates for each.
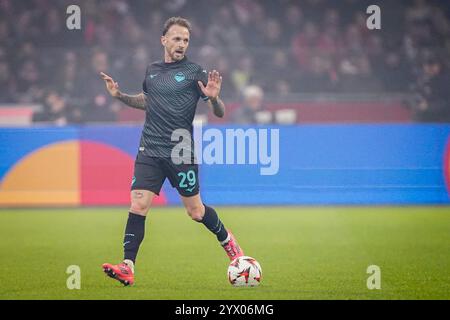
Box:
[117,92,147,110]
[210,97,225,118]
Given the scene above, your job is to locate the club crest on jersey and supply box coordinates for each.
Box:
[174,72,186,82]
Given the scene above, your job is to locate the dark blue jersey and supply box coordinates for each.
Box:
[140,56,208,158]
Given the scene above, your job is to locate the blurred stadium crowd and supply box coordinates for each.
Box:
[0,0,449,123]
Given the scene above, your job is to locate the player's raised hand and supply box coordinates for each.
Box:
[198,70,222,100]
[100,72,120,97]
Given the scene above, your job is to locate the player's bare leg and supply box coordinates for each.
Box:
[181,193,244,260]
[102,190,155,286]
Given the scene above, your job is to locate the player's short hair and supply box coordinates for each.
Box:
[162,17,192,35]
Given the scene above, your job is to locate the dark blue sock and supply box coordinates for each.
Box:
[123,212,146,263]
[200,205,229,242]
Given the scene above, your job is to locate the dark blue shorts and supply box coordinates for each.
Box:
[131,153,199,197]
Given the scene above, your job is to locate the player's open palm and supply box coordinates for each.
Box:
[198,70,222,100]
[100,72,120,97]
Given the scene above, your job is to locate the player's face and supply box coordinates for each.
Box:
[161,25,190,62]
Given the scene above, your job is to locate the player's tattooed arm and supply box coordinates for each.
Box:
[116,92,147,110]
[208,97,225,118]
[100,72,147,110]
[198,70,225,118]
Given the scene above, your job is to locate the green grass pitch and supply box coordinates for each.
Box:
[0,206,449,300]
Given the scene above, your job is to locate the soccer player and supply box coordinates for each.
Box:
[100,17,244,286]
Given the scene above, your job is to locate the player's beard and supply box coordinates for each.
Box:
[171,48,185,61]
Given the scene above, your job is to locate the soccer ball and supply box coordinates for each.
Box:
[227,256,262,287]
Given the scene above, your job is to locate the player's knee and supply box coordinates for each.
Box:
[129,203,149,216]
[129,199,150,215]
[186,205,204,222]
[130,190,151,215]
